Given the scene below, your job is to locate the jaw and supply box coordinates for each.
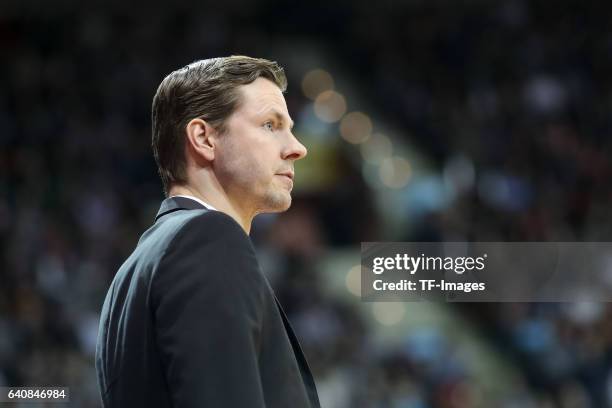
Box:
[258,185,292,214]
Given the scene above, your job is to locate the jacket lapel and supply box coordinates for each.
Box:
[273,296,321,408]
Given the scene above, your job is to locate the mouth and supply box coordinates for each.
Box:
[276,172,294,188]
[277,172,294,181]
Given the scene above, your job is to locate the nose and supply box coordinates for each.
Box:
[282,132,308,161]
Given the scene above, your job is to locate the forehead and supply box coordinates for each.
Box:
[235,77,288,116]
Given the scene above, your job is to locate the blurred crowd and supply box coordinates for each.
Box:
[3,0,612,407]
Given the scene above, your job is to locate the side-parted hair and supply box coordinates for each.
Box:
[151,55,287,196]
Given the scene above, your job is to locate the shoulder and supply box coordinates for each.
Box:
[168,210,250,251]
[152,210,266,309]
[182,210,246,238]
[159,210,260,281]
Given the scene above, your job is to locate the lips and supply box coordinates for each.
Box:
[277,171,294,180]
[276,172,294,188]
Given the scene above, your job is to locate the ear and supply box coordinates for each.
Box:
[185,118,217,163]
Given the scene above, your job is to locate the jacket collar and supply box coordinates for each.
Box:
[155,196,207,222]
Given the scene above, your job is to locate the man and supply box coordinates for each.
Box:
[95,56,320,408]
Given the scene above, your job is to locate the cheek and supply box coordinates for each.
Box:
[221,150,269,185]
[217,133,277,182]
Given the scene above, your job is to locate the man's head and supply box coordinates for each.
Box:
[152,56,307,217]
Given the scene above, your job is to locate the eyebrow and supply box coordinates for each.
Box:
[262,108,294,130]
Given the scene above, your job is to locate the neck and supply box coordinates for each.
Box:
[168,183,254,235]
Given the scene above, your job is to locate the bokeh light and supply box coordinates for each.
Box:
[339,111,372,144]
[345,265,361,297]
[372,302,405,325]
[360,133,393,164]
[313,90,346,123]
[301,69,334,100]
[379,156,412,189]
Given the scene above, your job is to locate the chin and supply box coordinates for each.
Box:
[263,192,292,213]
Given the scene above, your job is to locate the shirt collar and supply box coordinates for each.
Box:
[169,195,217,210]
[155,196,216,222]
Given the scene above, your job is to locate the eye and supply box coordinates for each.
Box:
[263,121,275,131]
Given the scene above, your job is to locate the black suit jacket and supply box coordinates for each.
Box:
[95,197,320,408]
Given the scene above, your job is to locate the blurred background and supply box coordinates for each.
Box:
[2,0,612,406]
